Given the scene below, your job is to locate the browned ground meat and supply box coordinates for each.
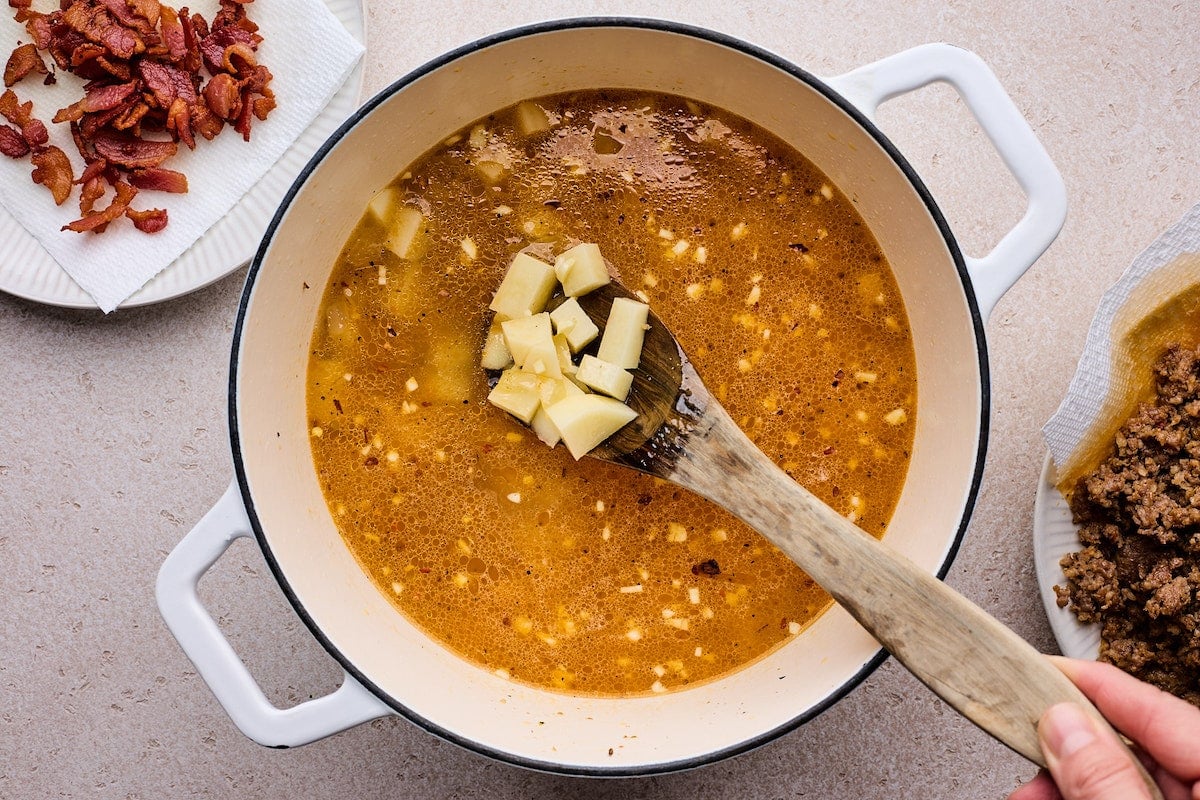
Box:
[1056,342,1200,707]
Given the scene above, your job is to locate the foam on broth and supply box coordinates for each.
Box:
[306,90,917,696]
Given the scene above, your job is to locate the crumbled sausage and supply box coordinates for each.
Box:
[1056,343,1200,706]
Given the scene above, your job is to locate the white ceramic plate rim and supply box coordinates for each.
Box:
[1032,451,1101,660]
[0,0,366,310]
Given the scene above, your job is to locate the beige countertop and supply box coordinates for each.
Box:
[3,1,1198,797]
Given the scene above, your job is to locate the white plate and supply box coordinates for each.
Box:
[0,0,366,310]
[1032,452,1101,659]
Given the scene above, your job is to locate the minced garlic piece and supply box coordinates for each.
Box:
[506,492,522,503]
[694,246,708,264]
[884,408,908,425]
[619,584,643,593]
[745,285,761,306]
[731,222,748,240]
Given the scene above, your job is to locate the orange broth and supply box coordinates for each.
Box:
[306,90,917,695]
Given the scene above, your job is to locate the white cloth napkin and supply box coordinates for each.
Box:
[0,1,363,312]
[1043,202,1200,479]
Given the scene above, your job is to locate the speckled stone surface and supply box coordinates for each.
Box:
[2,2,1198,798]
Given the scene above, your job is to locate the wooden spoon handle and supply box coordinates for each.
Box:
[672,403,1159,793]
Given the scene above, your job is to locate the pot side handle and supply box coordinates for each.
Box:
[156,480,392,748]
[825,43,1067,321]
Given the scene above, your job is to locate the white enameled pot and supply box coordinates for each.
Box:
[157,20,1065,775]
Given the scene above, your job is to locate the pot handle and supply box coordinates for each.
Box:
[156,480,392,747]
[825,43,1066,320]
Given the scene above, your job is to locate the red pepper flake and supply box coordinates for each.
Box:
[691,559,720,577]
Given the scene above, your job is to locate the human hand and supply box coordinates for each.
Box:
[1008,657,1200,800]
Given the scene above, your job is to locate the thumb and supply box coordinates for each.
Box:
[1040,703,1152,800]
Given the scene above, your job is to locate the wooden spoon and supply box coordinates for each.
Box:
[575,282,1158,790]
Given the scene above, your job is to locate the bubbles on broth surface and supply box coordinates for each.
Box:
[306,90,917,695]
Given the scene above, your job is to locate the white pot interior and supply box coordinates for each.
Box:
[234,23,983,771]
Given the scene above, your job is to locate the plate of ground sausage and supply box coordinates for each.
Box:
[1035,343,1200,706]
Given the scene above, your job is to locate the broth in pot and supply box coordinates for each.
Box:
[306,90,916,696]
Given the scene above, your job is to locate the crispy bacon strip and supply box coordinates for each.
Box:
[90,129,177,168]
[129,166,187,193]
[30,145,74,204]
[0,122,28,157]
[62,1,144,60]
[62,178,136,232]
[125,206,167,232]
[158,6,186,62]
[4,43,47,87]
[52,80,138,122]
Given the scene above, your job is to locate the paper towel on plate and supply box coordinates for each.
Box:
[0,1,364,313]
[1043,202,1200,487]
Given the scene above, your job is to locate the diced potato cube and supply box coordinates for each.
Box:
[549,297,599,352]
[544,395,638,459]
[575,355,633,401]
[538,375,584,407]
[552,333,576,375]
[500,313,552,366]
[490,253,557,320]
[554,243,611,297]
[487,368,541,424]
[515,101,551,136]
[531,378,582,447]
[475,160,507,185]
[521,336,563,379]
[385,206,424,260]
[597,297,650,369]
[367,186,397,223]
[530,407,561,447]
[480,319,513,370]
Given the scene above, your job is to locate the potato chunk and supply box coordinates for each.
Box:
[490,253,557,320]
[575,355,633,401]
[549,297,599,352]
[515,101,551,136]
[554,243,611,297]
[385,206,425,260]
[487,368,541,424]
[480,319,513,370]
[530,377,584,447]
[367,186,398,223]
[597,297,650,369]
[500,313,552,365]
[545,395,638,460]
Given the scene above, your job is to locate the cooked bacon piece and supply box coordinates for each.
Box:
[22,115,46,147]
[4,43,48,87]
[130,166,187,193]
[63,1,144,60]
[125,206,167,232]
[164,96,192,148]
[189,95,222,140]
[53,80,138,122]
[158,6,186,62]
[63,178,135,232]
[198,24,253,76]
[0,87,45,147]
[30,145,73,204]
[0,122,28,157]
[137,59,195,107]
[0,87,31,125]
[7,0,275,234]
[127,0,161,29]
[9,0,33,24]
[99,0,156,36]
[111,99,149,131]
[203,71,239,120]
[24,12,57,52]
[91,129,176,168]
